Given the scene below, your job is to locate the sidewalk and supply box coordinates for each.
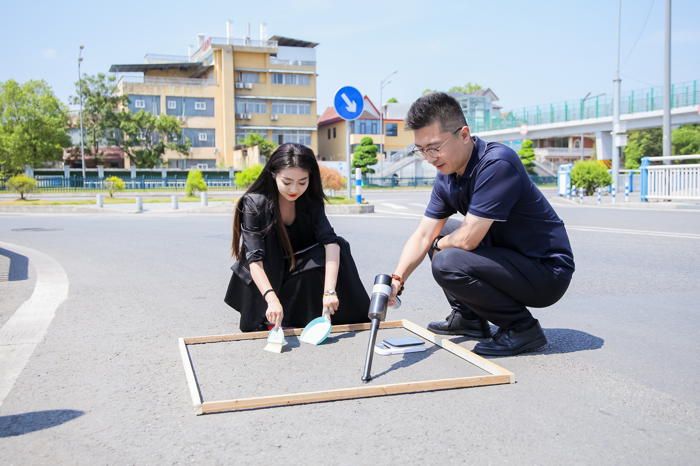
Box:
[550,189,700,210]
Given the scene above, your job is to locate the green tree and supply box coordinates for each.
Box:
[237,132,278,161]
[352,137,379,175]
[449,83,483,94]
[69,73,129,163]
[516,140,537,175]
[623,127,662,169]
[386,97,398,103]
[422,89,435,95]
[185,170,208,197]
[103,176,125,198]
[110,109,190,168]
[672,124,700,163]
[571,160,612,195]
[0,79,71,175]
[234,165,263,188]
[6,174,38,199]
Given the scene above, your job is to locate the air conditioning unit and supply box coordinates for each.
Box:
[244,113,252,119]
[178,116,186,123]
[270,114,278,121]
[244,83,253,89]
[196,163,209,170]
[235,82,244,89]
[214,148,220,153]
[236,113,245,119]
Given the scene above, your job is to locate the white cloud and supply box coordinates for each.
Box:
[42,49,58,59]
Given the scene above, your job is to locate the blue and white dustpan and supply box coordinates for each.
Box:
[300,309,332,345]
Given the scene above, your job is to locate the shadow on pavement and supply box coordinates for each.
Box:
[0,409,85,437]
[450,328,604,356]
[0,247,29,281]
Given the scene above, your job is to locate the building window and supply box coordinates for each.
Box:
[386,123,398,137]
[272,130,312,146]
[236,129,267,143]
[353,120,379,134]
[167,101,177,109]
[195,102,206,111]
[333,127,336,138]
[135,100,145,108]
[238,72,259,84]
[235,99,267,114]
[328,129,331,139]
[271,73,311,86]
[199,133,207,141]
[271,100,311,115]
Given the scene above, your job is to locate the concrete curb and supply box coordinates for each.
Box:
[0,205,130,214]
[550,197,700,210]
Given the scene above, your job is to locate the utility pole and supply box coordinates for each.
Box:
[380,71,397,161]
[612,0,622,189]
[663,0,672,163]
[78,46,86,181]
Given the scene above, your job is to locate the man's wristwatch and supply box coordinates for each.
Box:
[432,236,444,252]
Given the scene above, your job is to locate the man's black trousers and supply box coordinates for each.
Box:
[429,220,570,330]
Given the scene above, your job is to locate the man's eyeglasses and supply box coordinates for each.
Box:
[410,128,461,159]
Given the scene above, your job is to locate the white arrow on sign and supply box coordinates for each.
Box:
[341,93,357,113]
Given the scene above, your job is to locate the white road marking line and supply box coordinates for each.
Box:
[374,210,424,217]
[409,203,427,208]
[380,203,409,210]
[567,225,700,239]
[0,241,69,407]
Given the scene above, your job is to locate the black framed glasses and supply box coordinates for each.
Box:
[410,128,461,159]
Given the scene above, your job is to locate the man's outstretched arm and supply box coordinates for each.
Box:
[389,215,447,303]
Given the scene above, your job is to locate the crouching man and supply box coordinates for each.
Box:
[388,92,575,356]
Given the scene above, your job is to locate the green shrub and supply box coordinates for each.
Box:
[234,165,263,189]
[185,170,208,197]
[103,176,125,198]
[570,160,613,195]
[6,175,38,199]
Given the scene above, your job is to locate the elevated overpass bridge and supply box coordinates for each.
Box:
[472,79,700,161]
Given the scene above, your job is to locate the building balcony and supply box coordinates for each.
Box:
[117,76,218,89]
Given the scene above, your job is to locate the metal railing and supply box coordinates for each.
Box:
[475,79,699,134]
[190,37,278,62]
[0,175,235,193]
[118,76,218,87]
[269,58,316,66]
[143,54,191,64]
[641,155,700,201]
[372,146,419,177]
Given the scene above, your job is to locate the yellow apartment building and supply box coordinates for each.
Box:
[109,24,318,169]
[317,96,414,162]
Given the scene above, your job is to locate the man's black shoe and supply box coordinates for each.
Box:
[427,310,492,338]
[473,321,547,356]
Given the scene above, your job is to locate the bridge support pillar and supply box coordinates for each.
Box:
[414,159,424,179]
[596,131,612,162]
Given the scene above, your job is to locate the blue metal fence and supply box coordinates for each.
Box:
[0,175,235,193]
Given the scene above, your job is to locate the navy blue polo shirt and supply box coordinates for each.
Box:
[425,136,575,279]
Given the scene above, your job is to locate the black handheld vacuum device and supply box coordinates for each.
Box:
[361,274,400,382]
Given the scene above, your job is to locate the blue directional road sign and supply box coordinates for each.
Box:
[334,86,364,120]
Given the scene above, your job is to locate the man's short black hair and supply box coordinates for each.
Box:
[404,92,468,133]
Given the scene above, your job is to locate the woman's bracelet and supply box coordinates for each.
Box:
[263,288,276,299]
[391,274,405,296]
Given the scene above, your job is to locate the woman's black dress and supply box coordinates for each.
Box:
[224,193,370,331]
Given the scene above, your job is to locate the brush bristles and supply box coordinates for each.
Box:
[264,342,284,353]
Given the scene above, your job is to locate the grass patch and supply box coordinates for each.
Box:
[0,197,238,206]
[325,196,368,205]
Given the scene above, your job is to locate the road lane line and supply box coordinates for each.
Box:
[409,203,427,208]
[380,203,409,210]
[567,226,700,239]
[0,241,69,407]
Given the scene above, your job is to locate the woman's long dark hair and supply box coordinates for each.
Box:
[232,143,327,270]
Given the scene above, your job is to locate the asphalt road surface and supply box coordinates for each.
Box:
[1,189,699,464]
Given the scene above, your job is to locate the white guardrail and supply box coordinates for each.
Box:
[641,155,700,201]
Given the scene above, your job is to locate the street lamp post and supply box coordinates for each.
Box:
[78,46,86,181]
[612,0,622,190]
[380,71,397,161]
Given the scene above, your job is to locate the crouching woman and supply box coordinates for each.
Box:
[225,143,370,332]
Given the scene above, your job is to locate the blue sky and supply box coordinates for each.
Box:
[2,0,699,115]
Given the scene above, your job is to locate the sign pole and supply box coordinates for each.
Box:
[347,122,352,199]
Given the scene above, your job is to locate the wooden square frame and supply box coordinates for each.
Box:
[179,319,514,415]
